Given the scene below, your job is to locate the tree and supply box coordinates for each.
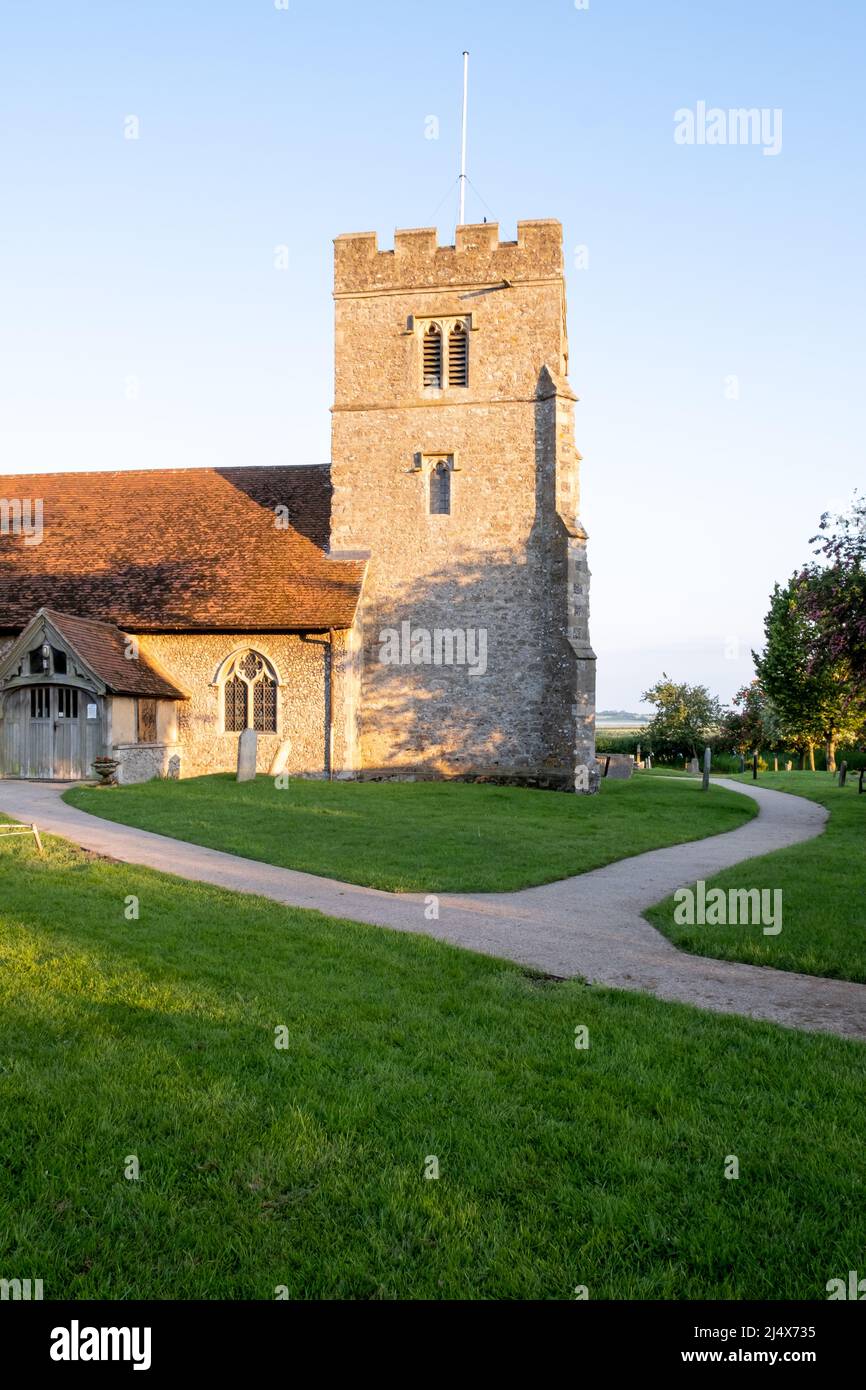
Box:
[804,493,866,685]
[754,575,865,772]
[641,675,723,760]
[720,681,780,757]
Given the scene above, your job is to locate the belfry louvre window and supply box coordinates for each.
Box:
[420,318,469,389]
[423,324,443,387]
[221,650,278,734]
[448,322,468,386]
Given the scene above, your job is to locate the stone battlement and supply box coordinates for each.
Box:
[334,219,563,295]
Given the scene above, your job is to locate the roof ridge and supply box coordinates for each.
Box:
[0,463,332,481]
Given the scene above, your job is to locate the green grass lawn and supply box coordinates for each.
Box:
[642,766,697,776]
[1,824,864,1300]
[647,772,866,983]
[64,774,755,893]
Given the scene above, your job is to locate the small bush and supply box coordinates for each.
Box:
[595,733,643,754]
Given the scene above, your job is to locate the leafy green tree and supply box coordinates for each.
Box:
[754,575,865,772]
[720,681,781,757]
[804,494,866,684]
[641,675,722,761]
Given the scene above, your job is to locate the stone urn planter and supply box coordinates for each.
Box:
[91,756,121,787]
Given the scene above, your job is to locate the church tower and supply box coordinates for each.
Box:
[329,219,596,786]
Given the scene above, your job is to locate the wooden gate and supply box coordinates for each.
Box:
[0,685,102,780]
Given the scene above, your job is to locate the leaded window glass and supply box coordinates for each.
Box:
[221,651,278,734]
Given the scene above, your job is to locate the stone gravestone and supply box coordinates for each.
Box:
[268,738,292,777]
[602,753,634,780]
[738,755,746,773]
[785,761,792,772]
[701,745,711,791]
[236,727,257,782]
[687,757,700,775]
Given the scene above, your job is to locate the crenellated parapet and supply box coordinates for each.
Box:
[334,220,563,295]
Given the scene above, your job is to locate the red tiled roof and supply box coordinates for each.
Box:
[0,466,364,631]
[42,610,188,699]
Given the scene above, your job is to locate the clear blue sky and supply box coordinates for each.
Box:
[1,0,863,711]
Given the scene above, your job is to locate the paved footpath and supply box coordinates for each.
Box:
[1,777,864,1041]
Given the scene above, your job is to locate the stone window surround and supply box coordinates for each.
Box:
[210,647,282,736]
[411,315,473,391]
[409,452,459,519]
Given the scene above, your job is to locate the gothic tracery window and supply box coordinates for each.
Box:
[221,650,278,733]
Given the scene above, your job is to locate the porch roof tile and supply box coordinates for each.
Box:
[42,610,188,700]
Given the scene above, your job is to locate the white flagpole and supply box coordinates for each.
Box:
[458,51,469,227]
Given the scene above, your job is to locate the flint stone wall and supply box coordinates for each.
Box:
[330,220,593,777]
[135,630,357,779]
[114,742,182,785]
